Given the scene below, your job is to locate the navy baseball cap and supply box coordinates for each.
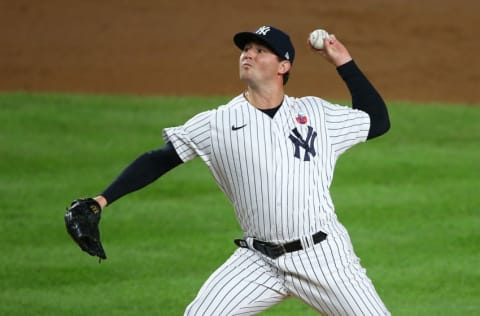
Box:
[234,25,295,64]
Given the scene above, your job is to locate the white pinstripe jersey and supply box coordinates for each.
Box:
[163,94,370,243]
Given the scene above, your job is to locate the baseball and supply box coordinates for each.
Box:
[309,29,330,50]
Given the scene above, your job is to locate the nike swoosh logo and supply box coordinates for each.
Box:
[231,124,247,131]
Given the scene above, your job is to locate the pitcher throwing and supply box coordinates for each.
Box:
[67,25,391,315]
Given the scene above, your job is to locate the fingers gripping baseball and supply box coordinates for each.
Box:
[308,31,352,67]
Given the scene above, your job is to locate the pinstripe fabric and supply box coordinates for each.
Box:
[278,226,390,315]
[164,94,389,315]
[185,248,287,316]
[163,94,370,242]
[185,229,389,316]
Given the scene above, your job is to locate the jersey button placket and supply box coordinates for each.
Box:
[271,119,285,240]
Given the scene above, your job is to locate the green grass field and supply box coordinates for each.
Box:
[1,92,479,315]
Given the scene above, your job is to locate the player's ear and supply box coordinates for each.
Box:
[278,61,291,75]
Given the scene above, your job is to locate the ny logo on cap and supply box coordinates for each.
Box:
[255,26,271,36]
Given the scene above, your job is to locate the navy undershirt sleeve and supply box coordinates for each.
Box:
[337,60,390,139]
[100,141,183,205]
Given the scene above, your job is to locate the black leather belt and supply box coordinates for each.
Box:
[234,231,327,259]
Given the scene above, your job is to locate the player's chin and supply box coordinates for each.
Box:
[239,71,251,82]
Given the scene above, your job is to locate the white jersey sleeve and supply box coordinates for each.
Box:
[321,100,371,157]
[162,110,214,164]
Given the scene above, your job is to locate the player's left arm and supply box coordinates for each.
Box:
[97,141,184,207]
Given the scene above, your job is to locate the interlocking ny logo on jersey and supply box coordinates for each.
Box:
[289,126,317,161]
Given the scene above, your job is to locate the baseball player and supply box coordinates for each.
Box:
[87,25,391,315]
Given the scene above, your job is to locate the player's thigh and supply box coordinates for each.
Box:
[185,248,286,316]
[283,235,390,316]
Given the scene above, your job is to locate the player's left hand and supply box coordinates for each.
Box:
[64,198,107,261]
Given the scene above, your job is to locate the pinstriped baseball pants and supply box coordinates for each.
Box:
[185,232,390,315]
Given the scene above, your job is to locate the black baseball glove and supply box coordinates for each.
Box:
[64,198,107,261]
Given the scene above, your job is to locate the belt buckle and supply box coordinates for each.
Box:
[268,242,287,259]
[253,240,281,259]
[254,241,269,256]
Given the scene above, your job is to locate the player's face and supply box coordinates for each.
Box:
[239,42,287,85]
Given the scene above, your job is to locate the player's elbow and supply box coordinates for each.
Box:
[367,114,390,140]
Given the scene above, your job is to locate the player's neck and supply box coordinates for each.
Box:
[244,87,284,110]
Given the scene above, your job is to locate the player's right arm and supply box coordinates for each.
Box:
[313,34,390,140]
[337,61,390,140]
[94,141,183,208]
